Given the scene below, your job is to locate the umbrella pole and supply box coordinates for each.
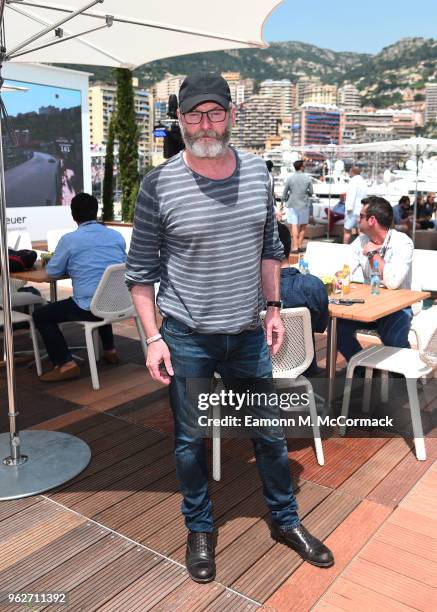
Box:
[0,63,23,467]
[0,58,91,500]
[412,152,419,246]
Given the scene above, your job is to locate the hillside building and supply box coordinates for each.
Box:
[88,80,153,165]
[425,82,437,123]
[337,84,361,108]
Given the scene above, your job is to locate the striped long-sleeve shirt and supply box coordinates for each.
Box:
[125,148,284,334]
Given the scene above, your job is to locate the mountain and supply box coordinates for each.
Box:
[135,41,369,85]
[59,37,437,107]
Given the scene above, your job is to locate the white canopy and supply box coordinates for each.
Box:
[291,138,437,158]
[4,0,281,68]
[339,137,437,156]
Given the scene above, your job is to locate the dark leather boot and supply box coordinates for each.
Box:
[271,523,334,567]
[185,531,215,583]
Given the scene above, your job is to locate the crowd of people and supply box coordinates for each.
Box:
[275,157,437,245]
[393,191,436,232]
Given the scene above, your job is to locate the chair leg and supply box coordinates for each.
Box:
[362,367,373,414]
[306,381,324,466]
[85,327,100,391]
[405,377,427,460]
[93,330,100,361]
[340,361,356,436]
[134,316,148,360]
[29,320,42,376]
[212,402,221,481]
[380,370,389,403]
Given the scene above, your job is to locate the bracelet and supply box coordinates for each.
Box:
[146,334,162,345]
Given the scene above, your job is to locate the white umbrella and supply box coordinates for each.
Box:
[4,0,280,67]
[0,0,282,499]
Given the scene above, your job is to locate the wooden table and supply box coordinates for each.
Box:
[326,283,430,407]
[11,267,67,302]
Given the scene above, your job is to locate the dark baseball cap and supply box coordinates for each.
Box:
[178,74,232,113]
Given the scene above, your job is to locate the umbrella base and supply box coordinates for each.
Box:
[0,430,91,500]
[321,236,337,243]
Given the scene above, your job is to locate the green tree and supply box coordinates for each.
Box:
[116,68,139,222]
[102,114,116,221]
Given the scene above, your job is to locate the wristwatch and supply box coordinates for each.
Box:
[366,250,379,260]
[266,300,282,309]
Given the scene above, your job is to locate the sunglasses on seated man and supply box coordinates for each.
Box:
[182,108,228,124]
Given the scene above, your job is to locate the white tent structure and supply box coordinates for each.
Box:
[0,0,283,500]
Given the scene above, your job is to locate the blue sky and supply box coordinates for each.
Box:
[3,80,81,116]
[264,0,437,53]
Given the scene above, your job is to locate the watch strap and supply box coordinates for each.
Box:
[266,300,282,308]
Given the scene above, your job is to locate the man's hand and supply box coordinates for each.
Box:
[264,308,284,356]
[146,339,174,385]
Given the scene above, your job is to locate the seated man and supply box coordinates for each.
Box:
[33,193,126,382]
[277,222,329,374]
[392,195,412,232]
[415,195,434,230]
[337,196,414,362]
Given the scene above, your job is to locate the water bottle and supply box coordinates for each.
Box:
[302,261,309,275]
[370,260,380,295]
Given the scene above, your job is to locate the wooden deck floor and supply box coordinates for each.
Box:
[0,321,436,611]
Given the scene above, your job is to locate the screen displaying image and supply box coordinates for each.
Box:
[2,79,83,207]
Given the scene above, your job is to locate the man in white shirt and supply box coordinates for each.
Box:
[343,166,367,244]
[337,196,414,361]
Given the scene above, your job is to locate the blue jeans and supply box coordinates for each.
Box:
[337,307,413,362]
[161,316,299,533]
[33,297,114,366]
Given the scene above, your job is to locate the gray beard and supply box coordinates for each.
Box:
[180,121,232,159]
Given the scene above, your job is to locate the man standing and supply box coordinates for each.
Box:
[338,196,414,361]
[126,74,333,584]
[281,160,313,253]
[33,193,126,381]
[343,166,367,244]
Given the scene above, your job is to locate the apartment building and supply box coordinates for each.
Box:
[337,84,361,108]
[259,79,295,117]
[291,104,342,147]
[234,95,281,152]
[425,82,437,123]
[88,79,153,164]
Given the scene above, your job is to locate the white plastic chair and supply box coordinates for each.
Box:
[212,307,325,481]
[261,308,324,465]
[47,229,71,253]
[76,263,147,390]
[0,310,42,376]
[0,278,46,313]
[112,225,133,251]
[340,311,437,461]
[7,230,33,251]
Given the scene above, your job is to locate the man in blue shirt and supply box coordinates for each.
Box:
[33,193,126,382]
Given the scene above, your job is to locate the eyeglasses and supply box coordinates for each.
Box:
[183,108,227,124]
[359,213,368,219]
